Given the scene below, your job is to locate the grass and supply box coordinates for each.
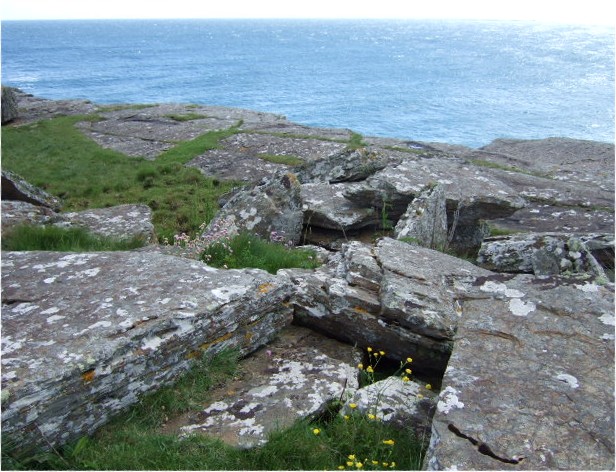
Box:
[1,115,242,242]
[257,153,304,166]
[201,232,320,274]
[164,113,210,122]
[1,349,426,471]
[1,225,147,251]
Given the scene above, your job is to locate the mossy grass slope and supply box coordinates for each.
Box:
[1,115,241,242]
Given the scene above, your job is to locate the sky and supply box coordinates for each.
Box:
[1,0,615,25]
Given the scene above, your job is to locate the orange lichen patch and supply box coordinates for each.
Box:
[199,332,233,351]
[258,283,274,294]
[186,350,203,360]
[353,306,370,314]
[82,369,96,383]
[243,331,254,344]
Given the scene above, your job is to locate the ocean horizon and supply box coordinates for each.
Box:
[2,19,614,147]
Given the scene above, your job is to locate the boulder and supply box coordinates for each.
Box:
[1,170,62,211]
[202,171,304,246]
[2,86,19,124]
[177,325,361,448]
[1,251,294,451]
[296,146,392,184]
[424,274,615,470]
[340,376,437,439]
[1,201,57,232]
[394,184,448,250]
[53,204,156,243]
[284,238,492,376]
[477,232,613,278]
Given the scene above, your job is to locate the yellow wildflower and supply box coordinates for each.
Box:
[366,366,374,373]
[406,357,413,363]
[373,352,379,357]
[338,466,345,470]
[379,350,385,356]
[417,393,424,399]
[425,384,432,390]
[382,439,395,446]
[402,376,410,382]
[371,460,379,465]
[349,403,358,409]
[357,363,364,370]
[405,368,412,374]
[312,428,321,435]
[346,461,354,467]
[355,462,363,469]
[348,455,356,460]
[390,462,396,468]
[367,413,376,420]
[382,463,389,467]
[367,347,373,352]
[344,415,350,420]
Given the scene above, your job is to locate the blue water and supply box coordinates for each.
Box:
[2,19,614,147]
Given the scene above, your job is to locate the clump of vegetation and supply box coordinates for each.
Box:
[200,232,320,274]
[1,225,146,252]
[257,153,304,166]
[1,115,242,242]
[2,347,427,470]
[164,113,209,122]
[348,132,368,149]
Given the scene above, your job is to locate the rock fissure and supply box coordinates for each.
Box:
[447,423,525,465]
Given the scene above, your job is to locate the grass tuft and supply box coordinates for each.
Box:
[201,233,320,274]
[1,225,147,252]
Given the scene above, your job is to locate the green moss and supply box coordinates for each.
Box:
[257,154,304,166]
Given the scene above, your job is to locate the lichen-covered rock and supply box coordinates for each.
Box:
[284,238,492,376]
[53,204,156,243]
[301,182,378,231]
[297,146,392,184]
[2,86,18,124]
[202,171,304,246]
[477,232,612,278]
[394,184,448,249]
[1,201,57,231]
[340,376,437,439]
[178,325,361,448]
[1,251,294,451]
[424,274,615,470]
[1,170,62,211]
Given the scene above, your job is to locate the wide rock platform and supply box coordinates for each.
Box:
[1,251,294,450]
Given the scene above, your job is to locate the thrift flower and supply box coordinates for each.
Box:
[383,439,395,446]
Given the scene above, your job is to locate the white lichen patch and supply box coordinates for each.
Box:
[508,298,536,317]
[437,386,465,414]
[43,276,58,284]
[41,307,60,315]
[46,314,66,324]
[575,282,599,293]
[211,285,249,304]
[479,281,524,298]
[598,313,615,326]
[556,373,579,389]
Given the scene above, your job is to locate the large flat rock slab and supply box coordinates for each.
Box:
[1,251,294,450]
[424,274,615,470]
[171,325,361,448]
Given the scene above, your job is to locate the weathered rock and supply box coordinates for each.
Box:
[301,182,378,231]
[297,146,392,184]
[284,238,492,376]
[1,251,294,451]
[425,274,615,470]
[394,184,448,250]
[2,86,19,124]
[1,201,57,232]
[53,204,156,243]
[202,171,304,246]
[175,325,361,448]
[340,376,437,439]
[477,232,613,278]
[1,170,62,211]
[12,89,98,124]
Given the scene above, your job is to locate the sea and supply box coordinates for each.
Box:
[1,19,614,148]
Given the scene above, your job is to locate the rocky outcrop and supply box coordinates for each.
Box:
[176,325,361,448]
[1,251,294,451]
[424,274,615,470]
[202,171,304,246]
[283,238,492,376]
[2,86,19,124]
[477,232,614,279]
[53,204,156,243]
[1,170,62,211]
